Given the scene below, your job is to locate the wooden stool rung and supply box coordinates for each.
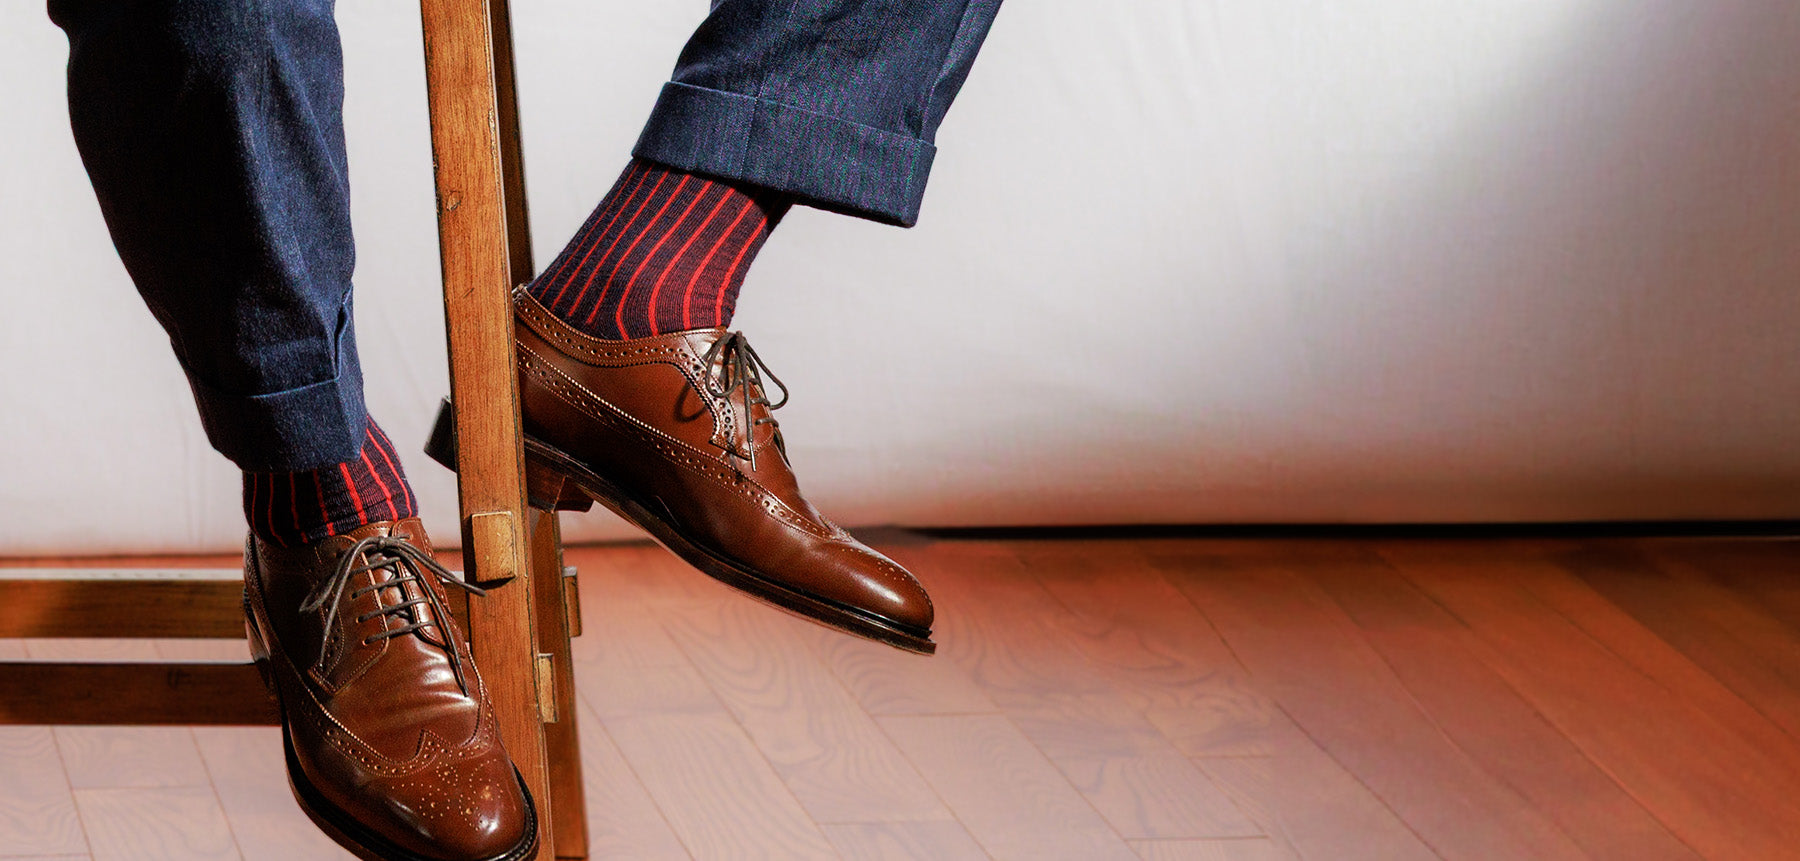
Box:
[0,569,244,639]
[0,660,276,725]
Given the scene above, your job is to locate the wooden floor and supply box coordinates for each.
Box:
[2,533,1798,860]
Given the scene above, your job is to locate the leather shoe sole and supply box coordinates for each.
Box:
[247,594,540,861]
[425,400,935,654]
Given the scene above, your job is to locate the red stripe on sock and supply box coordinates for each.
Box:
[265,474,288,548]
[313,472,336,537]
[550,163,653,311]
[683,198,756,330]
[637,181,721,336]
[368,423,414,515]
[650,185,733,335]
[543,163,643,301]
[596,174,691,328]
[714,215,764,324]
[360,438,400,521]
[339,463,368,527]
[570,171,670,319]
[286,473,300,545]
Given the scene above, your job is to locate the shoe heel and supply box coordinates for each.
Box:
[242,593,276,698]
[424,398,459,472]
[525,452,595,513]
[428,397,594,512]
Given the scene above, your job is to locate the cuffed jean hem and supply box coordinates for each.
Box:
[633,82,938,227]
[186,360,367,473]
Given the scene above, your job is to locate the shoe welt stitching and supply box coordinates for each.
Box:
[522,351,928,602]
[520,349,844,544]
[516,295,695,364]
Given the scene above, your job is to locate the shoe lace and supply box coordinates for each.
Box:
[700,332,789,473]
[297,534,486,696]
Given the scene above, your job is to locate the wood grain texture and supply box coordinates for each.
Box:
[569,698,689,861]
[0,575,244,638]
[0,663,275,726]
[190,728,355,861]
[907,542,1257,840]
[1559,544,1800,739]
[1129,838,1295,861]
[820,821,989,860]
[1025,541,1302,759]
[1302,547,1698,860]
[1384,542,1800,859]
[582,646,833,860]
[661,599,949,824]
[417,0,553,853]
[75,786,238,861]
[809,625,998,717]
[11,535,1800,860]
[54,728,209,790]
[0,727,88,856]
[1161,544,1592,859]
[1654,539,1800,632]
[879,714,1138,861]
[526,510,587,860]
[1197,746,1433,861]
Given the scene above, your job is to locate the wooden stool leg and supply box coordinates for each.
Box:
[419,0,555,855]
[530,510,589,859]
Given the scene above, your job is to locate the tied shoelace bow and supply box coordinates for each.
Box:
[297,534,486,695]
[700,332,789,473]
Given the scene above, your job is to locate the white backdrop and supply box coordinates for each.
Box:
[2,1,1797,556]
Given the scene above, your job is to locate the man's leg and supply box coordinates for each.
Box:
[50,3,534,858]
[526,0,1001,340]
[510,0,1005,652]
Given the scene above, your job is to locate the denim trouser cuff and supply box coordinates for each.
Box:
[186,347,367,473]
[633,82,938,228]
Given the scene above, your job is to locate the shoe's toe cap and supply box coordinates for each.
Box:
[813,540,935,635]
[375,752,533,861]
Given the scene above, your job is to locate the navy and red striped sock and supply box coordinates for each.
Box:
[526,160,789,339]
[243,419,418,546]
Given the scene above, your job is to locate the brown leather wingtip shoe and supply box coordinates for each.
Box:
[244,519,537,861]
[429,287,935,654]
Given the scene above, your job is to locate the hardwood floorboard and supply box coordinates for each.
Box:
[15,535,1800,860]
[1560,544,1800,741]
[820,820,990,860]
[897,541,1260,840]
[879,713,1138,860]
[1477,543,1800,765]
[1653,539,1800,633]
[662,598,951,824]
[189,727,355,861]
[1307,544,1699,859]
[589,659,837,860]
[1023,541,1306,757]
[1129,837,1295,861]
[569,697,691,861]
[0,727,88,857]
[74,786,238,861]
[1157,543,1586,859]
[808,625,999,717]
[54,728,209,791]
[1197,744,1434,861]
[1384,542,1800,859]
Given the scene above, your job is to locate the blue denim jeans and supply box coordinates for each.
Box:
[48,0,1001,471]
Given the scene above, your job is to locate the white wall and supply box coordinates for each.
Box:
[2,1,1796,556]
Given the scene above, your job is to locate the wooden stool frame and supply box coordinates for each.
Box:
[0,2,588,857]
